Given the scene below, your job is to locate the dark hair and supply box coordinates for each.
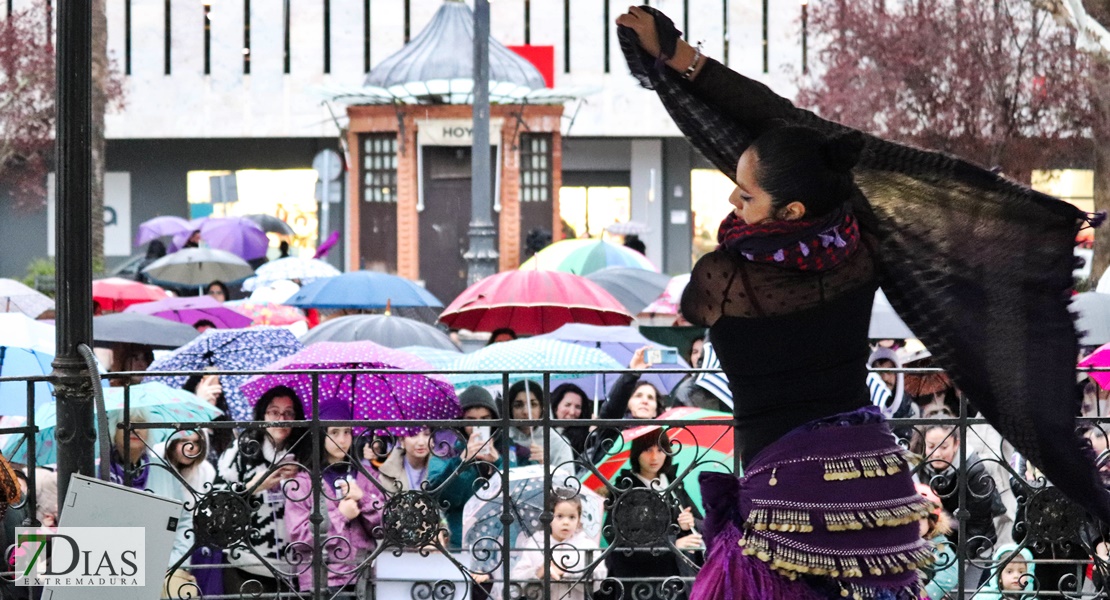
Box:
[206,280,230,299]
[551,491,583,517]
[146,240,167,260]
[238,386,306,468]
[629,430,674,476]
[748,126,865,218]
[631,381,665,417]
[551,383,589,419]
[193,319,217,331]
[486,327,518,345]
[508,379,548,414]
[278,240,290,258]
[183,373,235,456]
[623,234,646,255]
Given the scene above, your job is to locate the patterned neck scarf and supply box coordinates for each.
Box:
[109,446,150,490]
[717,203,860,271]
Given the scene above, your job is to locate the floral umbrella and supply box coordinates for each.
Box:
[239,341,460,436]
[146,327,304,420]
[224,301,307,326]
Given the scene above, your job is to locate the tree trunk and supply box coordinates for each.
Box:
[90,0,108,273]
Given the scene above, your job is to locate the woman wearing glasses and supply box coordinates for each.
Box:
[215,385,307,595]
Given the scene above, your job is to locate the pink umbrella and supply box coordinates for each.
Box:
[1080,346,1110,389]
[239,341,460,436]
[124,295,253,329]
[641,273,690,315]
[226,301,306,326]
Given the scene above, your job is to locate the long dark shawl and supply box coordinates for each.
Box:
[617,14,1110,522]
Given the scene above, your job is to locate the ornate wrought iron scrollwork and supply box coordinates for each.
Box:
[411,579,458,600]
[193,489,253,548]
[382,490,442,548]
[1023,486,1087,547]
[611,488,672,546]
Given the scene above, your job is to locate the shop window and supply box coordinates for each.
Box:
[362,134,398,203]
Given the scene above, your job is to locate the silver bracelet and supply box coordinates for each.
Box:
[683,42,703,80]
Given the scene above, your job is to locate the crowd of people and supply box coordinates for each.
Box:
[0,327,1101,600]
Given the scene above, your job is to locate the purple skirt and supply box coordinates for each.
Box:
[691,406,931,600]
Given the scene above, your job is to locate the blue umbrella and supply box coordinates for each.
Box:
[284,271,443,310]
[145,327,303,420]
[398,345,462,369]
[3,382,223,465]
[0,314,57,416]
[536,323,689,399]
[445,338,622,389]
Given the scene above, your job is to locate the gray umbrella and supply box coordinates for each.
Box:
[245,214,295,236]
[142,248,254,286]
[93,313,200,349]
[585,267,672,315]
[1072,292,1110,346]
[870,289,916,340]
[299,314,460,351]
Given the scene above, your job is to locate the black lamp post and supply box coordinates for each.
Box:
[464,0,499,285]
[52,0,97,501]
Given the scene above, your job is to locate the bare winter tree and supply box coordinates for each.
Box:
[0,0,124,269]
[1028,0,1110,280]
[797,0,1096,183]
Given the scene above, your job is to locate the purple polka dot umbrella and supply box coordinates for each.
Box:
[238,341,460,435]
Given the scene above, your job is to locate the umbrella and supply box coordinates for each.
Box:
[397,345,462,369]
[135,216,191,246]
[124,296,253,329]
[445,338,623,389]
[439,270,633,335]
[285,271,443,310]
[196,217,270,261]
[168,217,211,251]
[142,248,255,287]
[871,289,916,340]
[146,327,303,421]
[300,314,458,350]
[462,464,605,572]
[536,323,689,398]
[641,274,690,315]
[93,313,201,349]
[580,407,735,515]
[0,279,54,319]
[1080,343,1110,389]
[248,280,301,304]
[242,257,341,292]
[225,301,307,326]
[519,239,658,275]
[0,314,56,416]
[585,267,672,315]
[238,341,459,436]
[92,278,170,313]
[244,213,296,236]
[605,221,651,236]
[2,382,223,465]
[1073,292,1110,347]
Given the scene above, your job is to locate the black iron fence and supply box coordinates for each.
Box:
[0,366,1108,599]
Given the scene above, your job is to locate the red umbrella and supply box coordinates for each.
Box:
[438,270,633,335]
[92,277,170,313]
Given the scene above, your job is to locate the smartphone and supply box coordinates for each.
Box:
[473,426,491,443]
[646,347,680,365]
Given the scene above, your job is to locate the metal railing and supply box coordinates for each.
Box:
[0,365,1107,599]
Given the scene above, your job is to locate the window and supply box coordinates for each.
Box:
[559,187,630,239]
[520,134,553,204]
[362,134,398,203]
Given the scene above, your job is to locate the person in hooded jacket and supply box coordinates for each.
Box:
[974,544,1036,600]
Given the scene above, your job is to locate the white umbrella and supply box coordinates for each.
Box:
[0,279,54,318]
[870,289,916,340]
[142,248,254,286]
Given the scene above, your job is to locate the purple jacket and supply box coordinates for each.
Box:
[283,464,384,591]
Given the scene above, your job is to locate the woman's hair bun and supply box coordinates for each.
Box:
[821,130,865,173]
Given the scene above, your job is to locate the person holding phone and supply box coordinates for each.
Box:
[506,379,575,470]
[587,347,667,463]
[427,386,525,551]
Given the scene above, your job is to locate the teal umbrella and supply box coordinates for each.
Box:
[445,338,622,389]
[3,382,223,465]
[398,345,463,370]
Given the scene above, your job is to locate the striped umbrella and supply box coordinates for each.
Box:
[445,338,622,389]
[519,239,657,275]
[580,406,736,515]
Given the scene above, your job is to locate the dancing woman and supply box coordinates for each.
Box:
[615,6,1110,599]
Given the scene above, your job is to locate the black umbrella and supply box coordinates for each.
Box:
[93,313,200,349]
[244,214,295,236]
[300,314,459,350]
[585,267,672,315]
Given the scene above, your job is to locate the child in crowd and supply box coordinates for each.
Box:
[976,544,1035,599]
[511,491,606,600]
[916,484,957,600]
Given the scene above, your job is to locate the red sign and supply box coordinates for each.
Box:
[508,45,555,88]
